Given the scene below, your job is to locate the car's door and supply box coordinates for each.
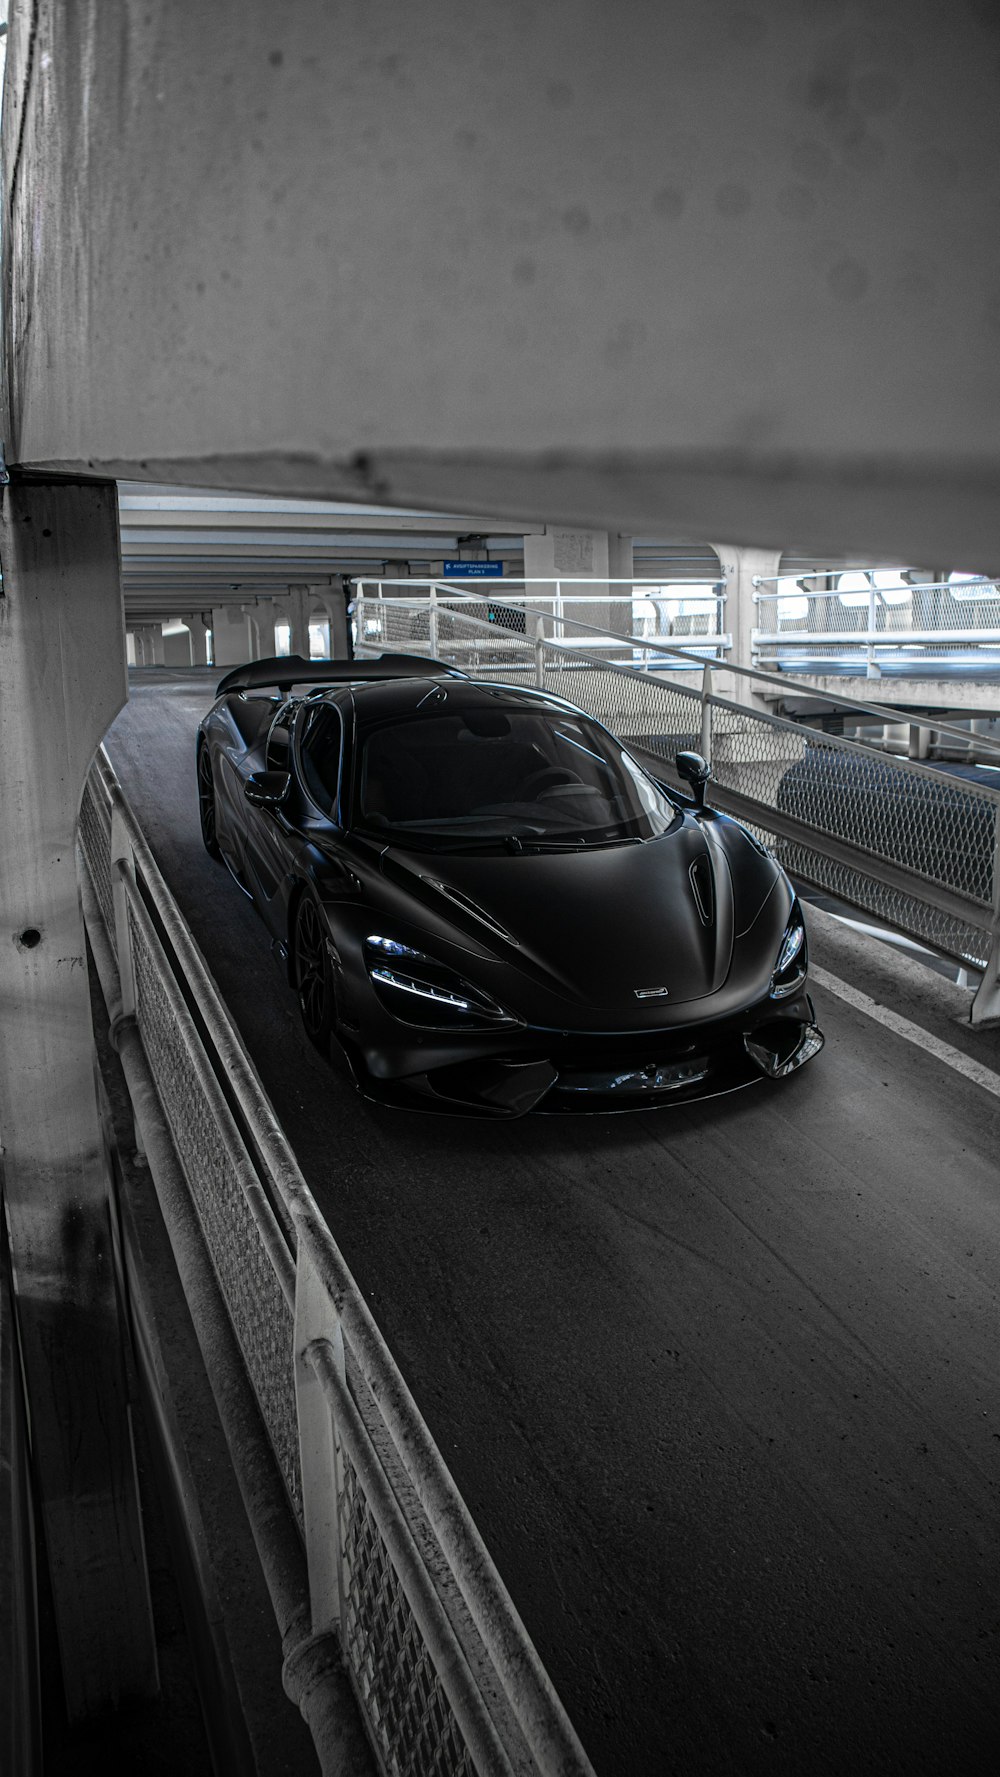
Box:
[240,700,300,930]
[211,698,273,882]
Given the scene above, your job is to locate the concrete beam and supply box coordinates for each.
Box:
[119,507,531,535]
[756,676,1000,714]
[0,479,158,1719]
[4,4,1000,566]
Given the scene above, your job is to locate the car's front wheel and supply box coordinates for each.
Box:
[293,893,335,1048]
[197,744,222,859]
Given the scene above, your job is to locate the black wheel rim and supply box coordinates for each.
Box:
[296,898,329,1036]
[198,748,217,848]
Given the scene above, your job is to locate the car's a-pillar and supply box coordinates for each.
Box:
[0,478,159,1718]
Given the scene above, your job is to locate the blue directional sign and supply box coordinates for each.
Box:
[442,560,503,578]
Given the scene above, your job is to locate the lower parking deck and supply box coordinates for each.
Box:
[102,671,1000,1776]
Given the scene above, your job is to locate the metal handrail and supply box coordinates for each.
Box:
[753,628,1000,644]
[353,575,726,589]
[753,573,998,596]
[81,749,596,1777]
[353,576,729,654]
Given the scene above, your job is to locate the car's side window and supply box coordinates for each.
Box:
[265,702,296,773]
[299,705,343,817]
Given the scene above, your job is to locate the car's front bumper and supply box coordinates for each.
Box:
[343,987,823,1116]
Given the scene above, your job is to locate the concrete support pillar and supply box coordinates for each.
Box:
[328,580,350,659]
[711,542,782,699]
[210,602,254,667]
[304,590,331,659]
[287,584,311,658]
[184,613,210,666]
[248,599,276,660]
[134,622,164,666]
[0,480,158,1720]
[523,528,629,635]
[242,604,264,661]
[608,532,635,585]
[161,626,192,668]
[268,587,311,658]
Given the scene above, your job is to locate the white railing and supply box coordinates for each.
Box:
[77,748,595,1777]
[752,573,1000,675]
[353,577,730,661]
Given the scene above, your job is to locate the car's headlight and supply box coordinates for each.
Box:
[771,907,808,998]
[364,935,521,1030]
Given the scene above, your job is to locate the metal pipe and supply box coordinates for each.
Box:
[752,627,1000,646]
[699,664,713,757]
[971,807,1000,1025]
[753,574,998,597]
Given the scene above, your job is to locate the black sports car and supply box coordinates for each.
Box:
[196,653,823,1115]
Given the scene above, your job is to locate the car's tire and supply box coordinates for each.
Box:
[197,744,223,860]
[293,893,336,1049]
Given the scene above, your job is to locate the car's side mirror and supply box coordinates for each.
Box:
[676,750,711,810]
[245,770,291,809]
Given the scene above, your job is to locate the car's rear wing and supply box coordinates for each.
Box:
[215,652,467,698]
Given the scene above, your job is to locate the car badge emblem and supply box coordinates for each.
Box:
[634,986,669,999]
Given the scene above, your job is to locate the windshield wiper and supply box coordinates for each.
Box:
[390,832,526,855]
[386,829,642,856]
[518,833,643,852]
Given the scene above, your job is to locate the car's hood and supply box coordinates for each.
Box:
[384,815,778,1010]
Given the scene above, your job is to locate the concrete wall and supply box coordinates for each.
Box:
[4,2,1000,564]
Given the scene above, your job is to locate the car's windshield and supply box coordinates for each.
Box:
[353,703,680,850]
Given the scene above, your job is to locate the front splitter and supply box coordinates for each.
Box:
[334,1005,824,1119]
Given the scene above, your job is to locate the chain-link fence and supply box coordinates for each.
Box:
[354,593,1000,1008]
[77,752,594,1777]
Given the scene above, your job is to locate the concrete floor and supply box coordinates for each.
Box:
[103,671,1000,1776]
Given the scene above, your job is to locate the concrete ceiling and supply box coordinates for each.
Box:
[117,483,531,621]
[117,484,726,625]
[8,4,1000,571]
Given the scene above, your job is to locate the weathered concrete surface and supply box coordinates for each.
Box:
[4,3,1000,564]
[0,483,158,1719]
[103,674,1000,1776]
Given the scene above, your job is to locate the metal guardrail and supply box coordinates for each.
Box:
[752,574,1000,674]
[353,577,730,660]
[352,593,1000,1024]
[77,749,595,1777]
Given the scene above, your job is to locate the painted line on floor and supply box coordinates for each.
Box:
[809,964,1000,1102]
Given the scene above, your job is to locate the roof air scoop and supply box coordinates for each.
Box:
[689,853,715,927]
